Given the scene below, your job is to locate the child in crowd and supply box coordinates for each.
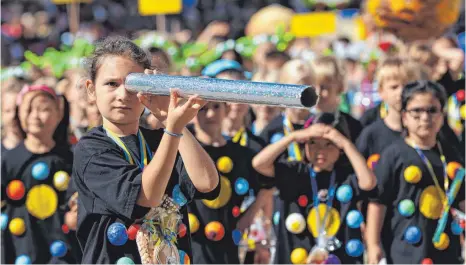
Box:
[73,36,219,264]
[1,80,24,152]
[252,113,377,264]
[366,80,465,264]
[1,85,77,263]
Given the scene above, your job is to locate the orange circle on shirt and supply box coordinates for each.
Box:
[446,162,462,180]
[404,165,422,184]
[7,180,25,200]
[205,221,225,241]
[367,154,380,170]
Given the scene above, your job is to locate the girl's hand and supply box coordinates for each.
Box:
[137,69,170,122]
[366,244,384,264]
[322,126,350,149]
[291,124,327,143]
[166,89,206,133]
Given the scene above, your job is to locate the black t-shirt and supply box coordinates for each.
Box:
[356,119,401,160]
[1,143,76,264]
[72,126,220,264]
[188,141,268,264]
[371,139,465,264]
[359,104,382,128]
[272,158,370,264]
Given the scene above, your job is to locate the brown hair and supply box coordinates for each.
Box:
[310,56,344,93]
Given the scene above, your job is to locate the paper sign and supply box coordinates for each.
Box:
[290,12,337,37]
[138,0,182,15]
[52,0,92,4]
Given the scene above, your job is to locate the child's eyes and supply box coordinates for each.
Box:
[106,81,119,87]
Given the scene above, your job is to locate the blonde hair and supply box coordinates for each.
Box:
[310,56,344,92]
[376,56,421,90]
[279,59,314,85]
[252,69,280,83]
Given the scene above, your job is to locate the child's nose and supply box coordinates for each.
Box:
[206,108,216,118]
[116,84,130,99]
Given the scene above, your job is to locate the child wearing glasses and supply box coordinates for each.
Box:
[365,80,465,264]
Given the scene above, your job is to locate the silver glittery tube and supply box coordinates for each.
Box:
[125,73,318,108]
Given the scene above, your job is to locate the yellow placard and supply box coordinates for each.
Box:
[52,0,92,4]
[290,12,337,37]
[138,0,182,15]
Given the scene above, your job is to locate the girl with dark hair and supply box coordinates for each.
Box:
[1,85,77,264]
[252,113,376,264]
[366,80,465,264]
[73,36,219,264]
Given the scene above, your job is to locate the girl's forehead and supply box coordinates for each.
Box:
[97,56,145,80]
[407,93,440,106]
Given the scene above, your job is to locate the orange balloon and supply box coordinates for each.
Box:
[447,162,462,180]
[204,221,225,241]
[7,180,25,200]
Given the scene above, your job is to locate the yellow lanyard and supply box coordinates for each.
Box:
[104,126,151,171]
[232,127,248,147]
[283,116,303,161]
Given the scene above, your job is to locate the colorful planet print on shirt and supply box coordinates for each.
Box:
[172,184,188,206]
[232,229,242,245]
[202,176,232,209]
[7,180,25,200]
[116,257,135,264]
[188,213,200,233]
[1,213,8,231]
[447,162,462,180]
[15,255,31,265]
[298,195,308,207]
[53,171,70,191]
[50,240,67,257]
[451,220,464,235]
[26,184,58,220]
[345,239,364,257]
[290,248,308,264]
[205,221,225,241]
[9,217,26,236]
[404,226,422,244]
[179,250,191,264]
[216,156,234,174]
[285,213,306,234]
[31,162,50,180]
[346,210,363,229]
[404,165,422,184]
[336,185,353,203]
[433,232,450,250]
[273,211,280,225]
[419,185,444,219]
[366,154,380,170]
[234,177,249,195]
[398,199,415,217]
[307,204,341,238]
[107,222,128,246]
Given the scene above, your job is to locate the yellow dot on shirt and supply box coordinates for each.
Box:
[434,232,450,250]
[9,217,26,236]
[202,176,232,209]
[290,248,308,264]
[460,105,466,120]
[53,171,70,191]
[216,156,233,174]
[26,185,58,220]
[188,213,200,234]
[307,204,341,238]
[404,165,422,184]
[419,185,444,220]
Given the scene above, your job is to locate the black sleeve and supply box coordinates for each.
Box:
[274,158,308,200]
[355,128,372,159]
[439,120,464,160]
[359,106,378,127]
[78,148,145,220]
[370,148,397,205]
[177,156,221,201]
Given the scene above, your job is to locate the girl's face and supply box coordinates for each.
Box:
[252,105,281,121]
[195,102,226,133]
[315,79,341,110]
[305,137,340,171]
[402,92,443,140]
[2,92,19,128]
[87,56,145,126]
[19,92,61,138]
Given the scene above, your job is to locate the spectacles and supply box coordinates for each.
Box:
[404,106,441,119]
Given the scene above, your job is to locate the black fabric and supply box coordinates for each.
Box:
[1,143,77,264]
[72,126,220,264]
[188,141,265,264]
[272,159,371,264]
[356,119,401,160]
[371,139,465,264]
[359,104,382,128]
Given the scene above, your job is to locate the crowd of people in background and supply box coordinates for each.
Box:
[1,0,465,264]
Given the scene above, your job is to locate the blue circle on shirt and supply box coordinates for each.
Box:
[32,162,50,180]
[404,226,422,244]
[1,213,8,231]
[346,210,363,229]
[336,185,353,203]
[172,184,188,207]
[271,133,284,144]
[15,255,31,265]
[107,223,128,246]
[232,229,242,245]
[345,239,363,257]
[116,257,135,264]
[50,240,67,257]
[235,178,250,196]
[451,220,464,235]
[273,211,280,226]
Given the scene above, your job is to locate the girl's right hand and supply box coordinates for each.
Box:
[291,124,327,143]
[366,244,384,264]
[165,89,206,134]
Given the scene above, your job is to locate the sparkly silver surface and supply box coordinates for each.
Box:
[125,73,318,108]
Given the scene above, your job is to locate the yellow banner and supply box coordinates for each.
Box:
[52,0,92,4]
[290,12,337,37]
[138,0,182,15]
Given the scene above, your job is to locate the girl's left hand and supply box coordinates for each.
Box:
[137,69,170,122]
[322,126,349,149]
